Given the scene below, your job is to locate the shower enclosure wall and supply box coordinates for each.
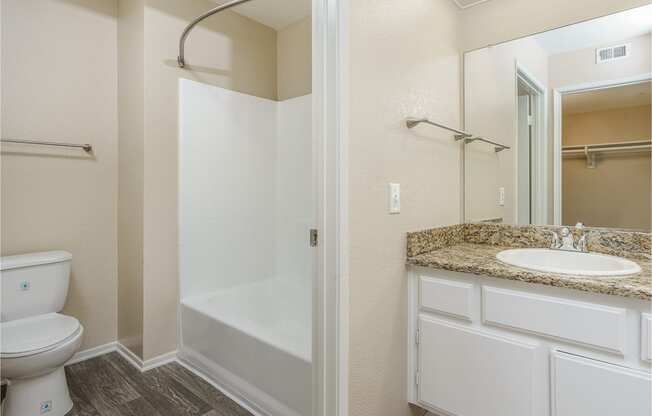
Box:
[178,79,313,416]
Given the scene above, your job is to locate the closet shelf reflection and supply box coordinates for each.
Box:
[562,139,651,168]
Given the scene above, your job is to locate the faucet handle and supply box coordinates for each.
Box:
[546,229,561,248]
[574,222,588,252]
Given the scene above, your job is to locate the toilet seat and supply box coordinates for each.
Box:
[1,313,81,359]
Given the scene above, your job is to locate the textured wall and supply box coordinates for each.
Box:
[347,1,462,415]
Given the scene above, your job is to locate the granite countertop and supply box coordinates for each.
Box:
[407,224,652,300]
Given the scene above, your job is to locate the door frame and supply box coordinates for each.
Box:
[515,62,548,225]
[312,1,349,416]
[552,73,652,225]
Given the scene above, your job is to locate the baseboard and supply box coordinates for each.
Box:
[66,342,118,366]
[65,340,176,373]
[116,342,178,372]
[116,342,144,369]
[178,348,301,416]
[142,350,178,371]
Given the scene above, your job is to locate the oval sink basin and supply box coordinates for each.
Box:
[496,248,641,277]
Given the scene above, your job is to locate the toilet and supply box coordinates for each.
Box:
[0,251,83,416]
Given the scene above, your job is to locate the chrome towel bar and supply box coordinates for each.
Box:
[1,138,93,153]
[406,117,510,153]
[456,136,510,153]
[405,118,472,137]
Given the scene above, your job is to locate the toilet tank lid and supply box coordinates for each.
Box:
[0,251,72,271]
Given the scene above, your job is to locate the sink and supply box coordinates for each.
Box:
[496,248,641,277]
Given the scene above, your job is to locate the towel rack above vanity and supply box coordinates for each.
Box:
[405,117,510,153]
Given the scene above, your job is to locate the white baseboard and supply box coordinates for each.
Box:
[142,350,178,371]
[65,340,177,373]
[178,348,301,416]
[115,342,178,372]
[115,342,144,369]
[66,342,118,366]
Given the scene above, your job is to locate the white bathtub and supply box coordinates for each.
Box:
[179,277,312,416]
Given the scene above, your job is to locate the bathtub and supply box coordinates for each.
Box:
[179,277,312,416]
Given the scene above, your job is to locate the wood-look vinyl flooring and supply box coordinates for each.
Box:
[63,352,253,416]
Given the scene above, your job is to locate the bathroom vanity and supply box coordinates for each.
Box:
[406,224,652,416]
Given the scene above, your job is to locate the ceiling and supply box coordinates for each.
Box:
[534,4,652,55]
[451,0,491,9]
[563,81,651,115]
[211,0,311,30]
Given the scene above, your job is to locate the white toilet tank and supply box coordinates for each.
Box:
[0,251,72,322]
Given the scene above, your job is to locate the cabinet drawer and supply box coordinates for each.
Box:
[419,276,473,320]
[483,287,626,354]
[551,351,651,416]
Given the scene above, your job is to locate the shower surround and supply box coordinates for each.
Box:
[178,79,313,416]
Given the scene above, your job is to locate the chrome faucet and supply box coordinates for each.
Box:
[549,223,588,252]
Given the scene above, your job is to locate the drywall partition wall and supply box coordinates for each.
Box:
[180,80,313,300]
[117,0,145,359]
[179,79,277,299]
[347,1,462,416]
[464,36,549,224]
[1,0,119,351]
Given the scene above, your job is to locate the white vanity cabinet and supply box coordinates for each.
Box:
[407,267,652,416]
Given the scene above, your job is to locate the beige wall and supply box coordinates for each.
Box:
[562,105,651,230]
[1,0,118,351]
[460,0,651,52]
[277,16,312,100]
[348,1,462,416]
[117,0,145,358]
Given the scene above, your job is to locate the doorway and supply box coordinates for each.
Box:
[516,65,547,225]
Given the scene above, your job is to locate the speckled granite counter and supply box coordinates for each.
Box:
[407,224,652,300]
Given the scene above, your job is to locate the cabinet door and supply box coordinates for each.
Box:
[418,317,543,416]
[552,351,651,416]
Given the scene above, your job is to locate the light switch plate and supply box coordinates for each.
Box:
[389,183,401,214]
[498,187,505,206]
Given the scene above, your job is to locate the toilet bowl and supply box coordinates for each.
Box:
[1,314,83,416]
[0,251,83,416]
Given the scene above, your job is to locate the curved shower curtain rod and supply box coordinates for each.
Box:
[178,0,257,68]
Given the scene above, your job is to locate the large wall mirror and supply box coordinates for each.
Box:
[463,5,652,231]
